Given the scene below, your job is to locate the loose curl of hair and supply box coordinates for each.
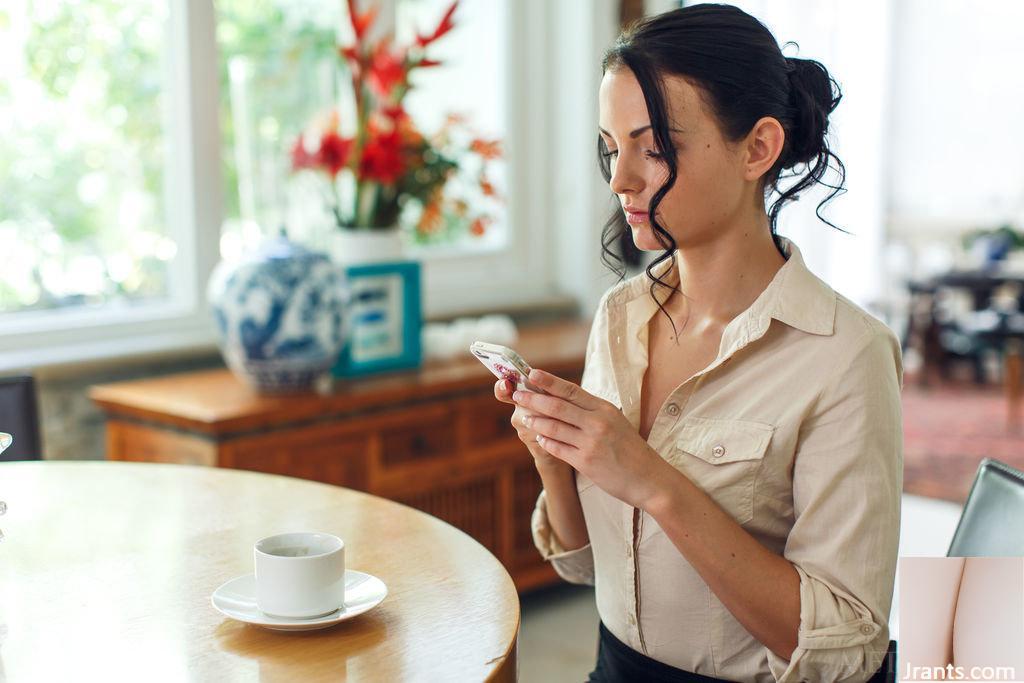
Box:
[599,3,847,339]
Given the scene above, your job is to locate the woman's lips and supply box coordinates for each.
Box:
[625,210,649,225]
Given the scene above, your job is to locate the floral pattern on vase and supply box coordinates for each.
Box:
[208,236,349,392]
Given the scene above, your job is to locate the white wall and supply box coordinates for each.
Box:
[888,0,1024,232]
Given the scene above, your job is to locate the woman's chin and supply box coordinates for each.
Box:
[631,225,670,252]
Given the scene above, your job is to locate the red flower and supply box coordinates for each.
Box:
[317,131,354,178]
[369,41,408,98]
[291,135,317,171]
[358,129,405,184]
[415,1,459,48]
[346,0,379,44]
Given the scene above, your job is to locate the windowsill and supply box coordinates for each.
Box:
[26,294,582,381]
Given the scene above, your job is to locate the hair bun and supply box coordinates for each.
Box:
[784,56,842,167]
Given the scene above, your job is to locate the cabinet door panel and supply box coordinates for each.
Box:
[222,426,371,490]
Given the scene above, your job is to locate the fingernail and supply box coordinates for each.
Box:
[512,391,523,402]
[502,380,511,392]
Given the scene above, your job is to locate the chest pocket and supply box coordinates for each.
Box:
[668,416,774,525]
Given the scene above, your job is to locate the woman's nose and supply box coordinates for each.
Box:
[608,157,643,197]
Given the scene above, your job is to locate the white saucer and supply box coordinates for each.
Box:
[211,569,387,631]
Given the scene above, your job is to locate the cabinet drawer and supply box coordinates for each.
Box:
[376,404,458,471]
[458,392,518,451]
[221,425,371,490]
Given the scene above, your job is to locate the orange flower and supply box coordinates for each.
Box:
[479,176,497,198]
[470,138,502,160]
[418,199,444,234]
[470,216,488,236]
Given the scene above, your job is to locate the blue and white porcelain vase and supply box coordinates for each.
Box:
[207,236,349,393]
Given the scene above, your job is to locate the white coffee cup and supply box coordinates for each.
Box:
[253,531,346,619]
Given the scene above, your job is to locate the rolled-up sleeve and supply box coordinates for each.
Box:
[531,489,595,585]
[766,324,904,683]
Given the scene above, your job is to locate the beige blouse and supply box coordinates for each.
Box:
[531,236,903,683]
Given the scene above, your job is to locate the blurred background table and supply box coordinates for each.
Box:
[0,461,519,682]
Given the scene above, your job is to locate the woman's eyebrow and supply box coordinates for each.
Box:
[598,125,687,139]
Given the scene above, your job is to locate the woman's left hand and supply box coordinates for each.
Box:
[512,368,672,510]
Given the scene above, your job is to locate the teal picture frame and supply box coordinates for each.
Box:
[332,260,422,378]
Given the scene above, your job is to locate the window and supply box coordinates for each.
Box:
[216,0,341,260]
[1,1,174,315]
[0,0,584,371]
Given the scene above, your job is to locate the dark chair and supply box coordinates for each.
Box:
[947,457,1024,556]
[0,375,42,461]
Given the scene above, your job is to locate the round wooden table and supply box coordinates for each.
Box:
[0,461,519,681]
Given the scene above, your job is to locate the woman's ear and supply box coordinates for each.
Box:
[742,116,785,183]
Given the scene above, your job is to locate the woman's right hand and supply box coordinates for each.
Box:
[494,379,565,471]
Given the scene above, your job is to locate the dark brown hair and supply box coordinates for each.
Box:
[599,3,846,338]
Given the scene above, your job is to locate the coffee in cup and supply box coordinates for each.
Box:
[253,531,346,619]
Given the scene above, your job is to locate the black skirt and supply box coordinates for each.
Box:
[586,620,894,683]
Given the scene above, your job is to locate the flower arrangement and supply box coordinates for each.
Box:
[290,0,504,244]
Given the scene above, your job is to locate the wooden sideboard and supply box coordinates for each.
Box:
[89,319,590,593]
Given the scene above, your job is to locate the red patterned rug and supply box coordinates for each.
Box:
[901,375,1024,503]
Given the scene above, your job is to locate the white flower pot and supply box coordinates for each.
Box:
[328,228,405,265]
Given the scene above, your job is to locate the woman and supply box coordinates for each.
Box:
[493,4,902,682]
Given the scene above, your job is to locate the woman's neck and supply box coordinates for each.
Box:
[665,227,787,328]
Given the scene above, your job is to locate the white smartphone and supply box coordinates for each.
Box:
[0,432,11,454]
[469,341,546,394]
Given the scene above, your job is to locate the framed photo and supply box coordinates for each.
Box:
[332,260,423,378]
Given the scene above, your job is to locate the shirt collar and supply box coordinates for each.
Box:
[612,235,836,339]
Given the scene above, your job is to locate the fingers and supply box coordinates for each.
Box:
[522,413,582,447]
[526,369,600,409]
[493,379,515,404]
[511,388,588,427]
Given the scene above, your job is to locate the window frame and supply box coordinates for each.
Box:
[1,0,616,373]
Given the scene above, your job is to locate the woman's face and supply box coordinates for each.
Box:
[598,67,753,252]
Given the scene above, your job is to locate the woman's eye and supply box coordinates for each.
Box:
[601,149,662,160]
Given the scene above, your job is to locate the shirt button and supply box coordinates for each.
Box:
[628,614,636,626]
[712,444,726,458]
[666,402,680,416]
[860,624,873,635]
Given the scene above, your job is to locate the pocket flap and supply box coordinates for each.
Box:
[676,416,774,465]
